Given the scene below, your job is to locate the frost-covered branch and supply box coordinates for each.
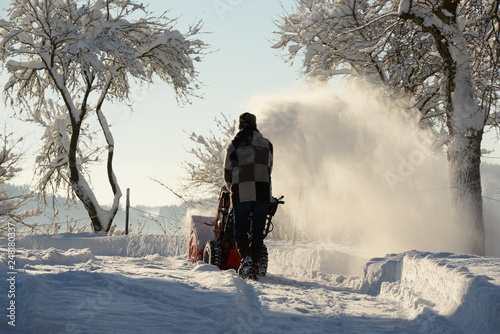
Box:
[0,125,40,237]
[274,0,499,135]
[155,114,236,208]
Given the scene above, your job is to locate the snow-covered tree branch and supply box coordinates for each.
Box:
[274,0,500,254]
[183,115,236,193]
[154,114,236,207]
[0,0,208,233]
[0,126,39,237]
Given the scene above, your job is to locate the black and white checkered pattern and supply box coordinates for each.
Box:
[224,129,273,204]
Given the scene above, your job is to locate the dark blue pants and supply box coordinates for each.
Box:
[233,201,268,248]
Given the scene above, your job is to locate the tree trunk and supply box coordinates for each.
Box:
[447,133,485,255]
[68,111,118,233]
[443,51,486,255]
[67,118,104,232]
[97,108,121,233]
[428,6,487,255]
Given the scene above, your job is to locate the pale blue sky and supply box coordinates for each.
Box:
[1,0,303,206]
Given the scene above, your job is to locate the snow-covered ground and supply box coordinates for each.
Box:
[1,234,499,333]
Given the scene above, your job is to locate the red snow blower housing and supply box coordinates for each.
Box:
[188,187,284,276]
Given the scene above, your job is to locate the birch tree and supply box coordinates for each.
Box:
[274,0,500,254]
[0,0,207,233]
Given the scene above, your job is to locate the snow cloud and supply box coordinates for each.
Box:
[247,81,491,258]
[480,163,500,256]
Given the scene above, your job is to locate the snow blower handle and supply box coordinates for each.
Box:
[264,195,285,238]
[276,195,285,205]
[268,196,284,216]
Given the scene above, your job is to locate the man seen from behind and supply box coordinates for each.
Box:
[224,112,273,280]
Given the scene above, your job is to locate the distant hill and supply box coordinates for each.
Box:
[2,183,188,235]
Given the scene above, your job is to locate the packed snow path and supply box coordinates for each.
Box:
[1,234,499,333]
[1,254,439,333]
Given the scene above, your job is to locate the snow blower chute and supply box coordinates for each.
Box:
[188,187,284,276]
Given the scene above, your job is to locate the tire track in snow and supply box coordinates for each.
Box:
[249,274,426,334]
[223,274,268,334]
[253,275,350,333]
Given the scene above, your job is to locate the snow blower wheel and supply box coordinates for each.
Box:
[203,240,222,267]
[258,244,269,277]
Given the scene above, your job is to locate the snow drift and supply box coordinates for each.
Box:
[268,240,369,277]
[361,251,500,334]
[0,234,500,334]
[1,234,499,333]
[3,233,188,257]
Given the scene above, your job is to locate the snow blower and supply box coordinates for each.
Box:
[188,187,284,276]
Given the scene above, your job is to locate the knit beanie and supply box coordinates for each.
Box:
[239,112,257,130]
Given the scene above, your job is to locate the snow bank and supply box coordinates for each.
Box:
[361,251,500,333]
[0,233,500,334]
[268,240,369,277]
[0,233,188,257]
[3,234,499,332]
[268,241,500,333]
[0,247,96,273]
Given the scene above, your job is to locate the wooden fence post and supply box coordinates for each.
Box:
[125,188,130,235]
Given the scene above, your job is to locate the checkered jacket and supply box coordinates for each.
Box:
[224,129,273,204]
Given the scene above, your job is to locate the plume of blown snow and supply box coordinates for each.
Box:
[247,81,474,257]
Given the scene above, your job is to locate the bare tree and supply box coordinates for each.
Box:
[0,0,208,232]
[153,115,236,207]
[0,126,39,237]
[274,0,500,254]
